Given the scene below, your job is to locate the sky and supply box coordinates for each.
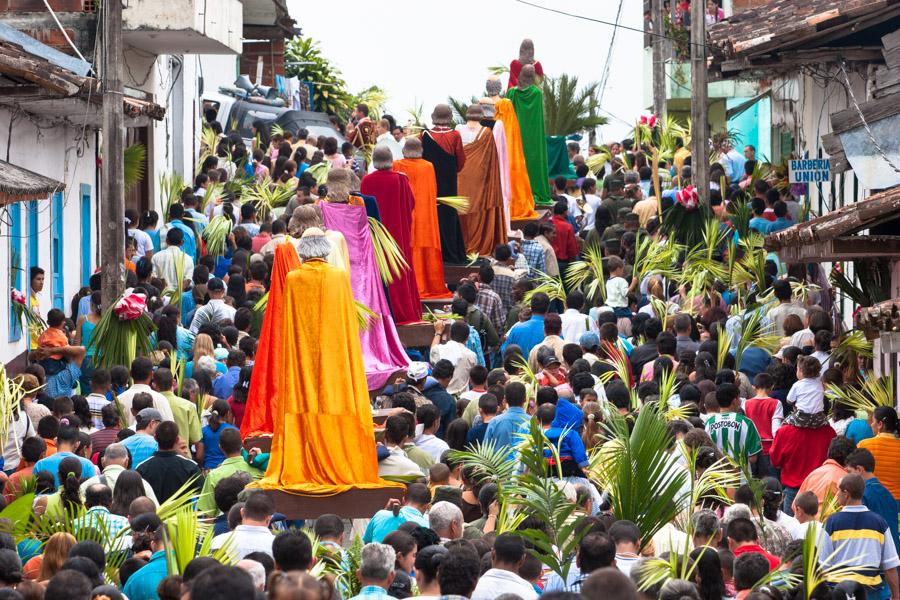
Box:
[285,0,646,142]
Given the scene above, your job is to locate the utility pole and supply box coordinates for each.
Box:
[100,0,125,309]
[690,0,709,197]
[651,0,666,120]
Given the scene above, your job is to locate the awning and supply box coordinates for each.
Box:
[0,159,64,206]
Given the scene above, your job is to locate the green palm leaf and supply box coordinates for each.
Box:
[368,217,409,285]
[124,143,146,193]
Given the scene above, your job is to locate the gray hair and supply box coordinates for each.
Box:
[298,235,332,261]
[181,378,199,397]
[402,137,423,159]
[372,146,394,170]
[624,170,640,184]
[428,501,463,535]
[237,559,266,590]
[691,509,721,539]
[721,503,753,527]
[659,579,701,600]
[359,543,396,581]
[288,204,323,238]
[103,443,128,463]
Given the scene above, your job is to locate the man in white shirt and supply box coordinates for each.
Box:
[189,277,237,334]
[115,357,175,425]
[80,443,159,504]
[260,219,289,256]
[429,320,477,396]
[561,290,590,343]
[414,404,449,463]
[211,490,276,560]
[125,209,154,259]
[151,228,194,292]
[471,533,538,600]
[379,416,426,478]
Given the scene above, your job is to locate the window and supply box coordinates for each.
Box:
[8,203,22,342]
[51,192,64,311]
[81,184,92,286]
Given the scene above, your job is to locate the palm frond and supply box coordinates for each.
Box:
[159,172,187,220]
[202,215,232,259]
[829,330,873,368]
[242,176,295,220]
[733,309,780,372]
[449,440,518,483]
[595,402,690,549]
[198,126,220,171]
[633,233,683,284]
[354,300,380,332]
[368,217,409,285]
[716,330,733,372]
[524,270,566,304]
[597,340,637,408]
[436,196,470,214]
[87,297,157,370]
[826,372,894,414]
[124,143,146,193]
[565,243,606,304]
[199,182,224,213]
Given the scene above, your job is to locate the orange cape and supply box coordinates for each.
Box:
[457,128,508,255]
[240,241,301,438]
[495,98,538,220]
[393,158,450,299]
[253,260,403,495]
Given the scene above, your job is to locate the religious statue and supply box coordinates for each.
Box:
[393,138,451,299]
[320,169,410,391]
[240,240,300,438]
[420,104,468,264]
[479,75,504,118]
[507,64,552,205]
[493,75,538,220]
[252,229,403,496]
[507,38,544,89]
[360,146,422,325]
[456,104,508,255]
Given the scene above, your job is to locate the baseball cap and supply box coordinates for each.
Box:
[579,331,600,350]
[407,362,429,381]
[137,408,163,423]
[539,352,561,368]
[207,277,225,292]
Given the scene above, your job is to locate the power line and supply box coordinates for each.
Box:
[597,0,623,106]
[511,0,709,48]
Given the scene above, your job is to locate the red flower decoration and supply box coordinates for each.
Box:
[112,289,147,321]
[676,185,700,211]
[639,114,658,128]
[10,289,26,305]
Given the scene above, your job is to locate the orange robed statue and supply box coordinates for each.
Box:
[393,137,451,299]
[253,229,403,495]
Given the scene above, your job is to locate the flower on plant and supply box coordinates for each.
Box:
[113,289,147,321]
[676,185,699,211]
[639,114,658,128]
[10,289,26,305]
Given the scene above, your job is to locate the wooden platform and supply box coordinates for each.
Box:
[510,208,550,231]
[421,297,452,313]
[264,486,405,519]
[397,322,436,348]
[444,264,480,288]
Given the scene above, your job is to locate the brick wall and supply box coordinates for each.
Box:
[239,38,285,87]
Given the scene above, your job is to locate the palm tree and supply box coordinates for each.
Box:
[542,74,607,137]
[447,95,479,125]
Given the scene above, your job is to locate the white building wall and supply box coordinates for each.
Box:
[0,107,99,364]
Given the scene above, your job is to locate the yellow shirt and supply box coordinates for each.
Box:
[29,293,40,348]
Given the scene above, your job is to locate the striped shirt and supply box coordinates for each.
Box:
[819,504,900,587]
[705,412,762,464]
[858,434,900,500]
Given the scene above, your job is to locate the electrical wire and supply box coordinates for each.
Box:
[596,0,624,106]
[511,0,709,48]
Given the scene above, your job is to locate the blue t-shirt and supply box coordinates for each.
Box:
[33,452,97,487]
[201,423,238,469]
[846,418,875,444]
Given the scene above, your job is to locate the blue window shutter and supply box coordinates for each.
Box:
[51,192,64,311]
[27,200,38,274]
[8,203,22,342]
[80,184,92,286]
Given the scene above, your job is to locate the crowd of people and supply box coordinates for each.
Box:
[3,44,895,600]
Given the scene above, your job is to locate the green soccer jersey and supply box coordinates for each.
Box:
[704,412,762,465]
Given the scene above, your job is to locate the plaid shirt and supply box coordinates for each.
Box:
[566,574,590,592]
[491,267,516,313]
[74,506,131,551]
[475,285,506,335]
[349,585,396,600]
[520,239,547,277]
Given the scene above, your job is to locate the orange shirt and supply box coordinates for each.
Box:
[859,433,900,499]
[798,458,846,504]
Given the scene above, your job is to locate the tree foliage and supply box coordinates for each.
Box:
[541,74,607,137]
[284,36,387,121]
